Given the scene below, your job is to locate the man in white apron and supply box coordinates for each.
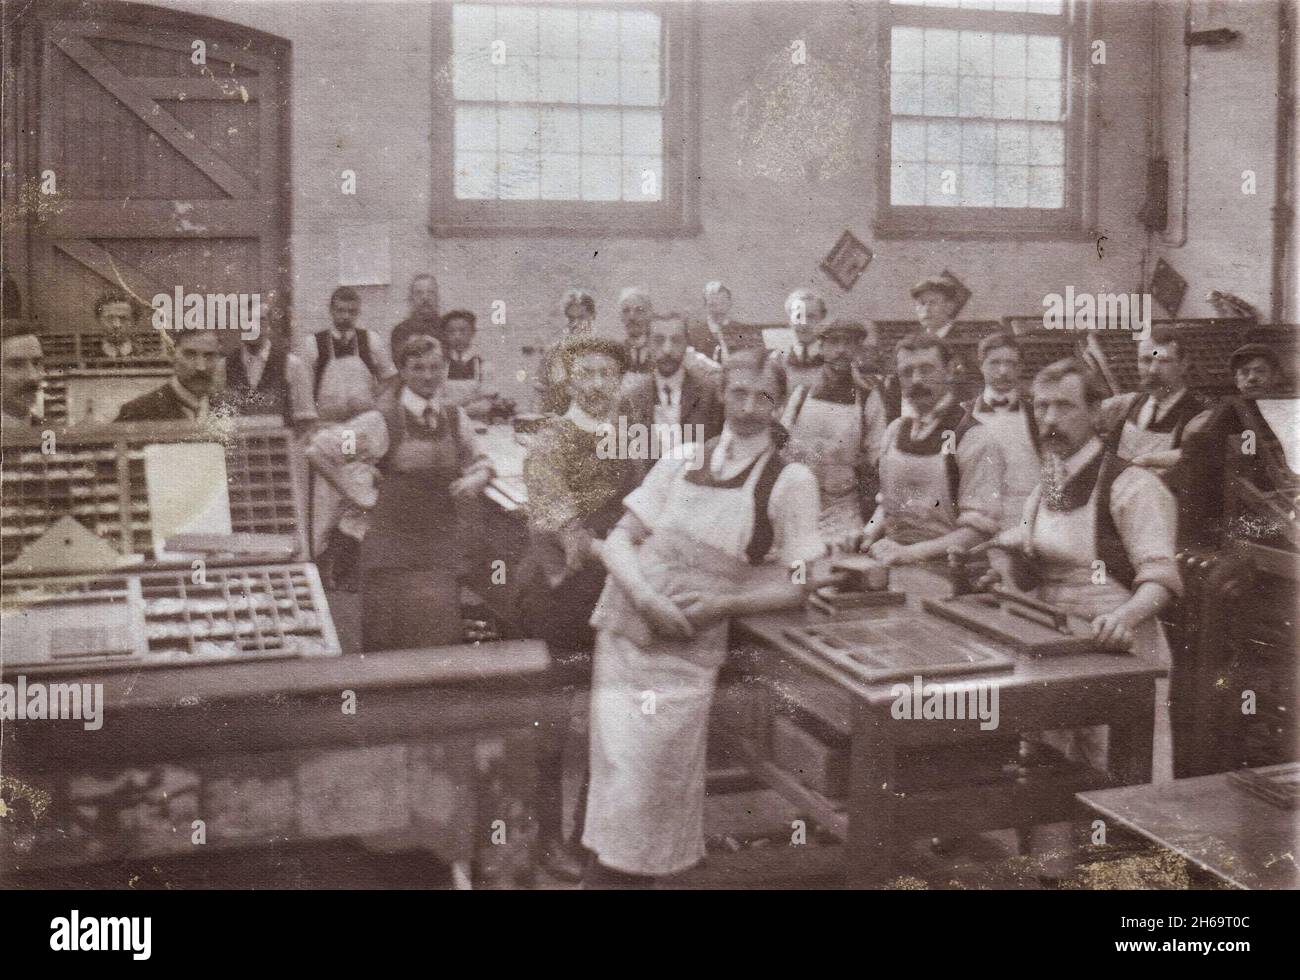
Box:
[983,357,1182,879]
[584,348,824,886]
[1100,326,1210,474]
[991,357,1182,778]
[963,332,1040,536]
[781,319,874,543]
[852,332,1004,567]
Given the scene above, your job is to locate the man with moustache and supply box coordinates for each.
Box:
[388,273,442,364]
[980,357,1182,782]
[623,316,724,453]
[781,319,875,542]
[116,327,224,422]
[519,336,646,882]
[1100,325,1210,474]
[302,287,396,422]
[1,320,46,430]
[961,332,1041,533]
[619,286,655,374]
[848,333,1004,566]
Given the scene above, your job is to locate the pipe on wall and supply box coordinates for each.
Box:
[1270,0,1295,323]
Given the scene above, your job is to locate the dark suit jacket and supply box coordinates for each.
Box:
[622,365,724,446]
[685,318,763,362]
[115,382,195,422]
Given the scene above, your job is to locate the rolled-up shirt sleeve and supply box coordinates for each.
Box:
[770,462,825,565]
[454,407,494,479]
[955,424,1005,537]
[621,453,688,533]
[1109,465,1183,597]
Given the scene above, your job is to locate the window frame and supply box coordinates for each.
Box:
[874,0,1099,241]
[429,0,700,237]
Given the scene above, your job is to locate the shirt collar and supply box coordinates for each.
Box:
[712,425,773,478]
[243,343,271,365]
[1061,436,1104,482]
[448,345,478,363]
[332,325,358,343]
[982,386,1019,409]
[400,385,441,421]
[707,317,728,334]
[564,402,610,434]
[169,377,208,417]
[907,391,955,435]
[655,363,685,389]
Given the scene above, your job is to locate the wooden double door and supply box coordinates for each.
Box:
[2,0,290,344]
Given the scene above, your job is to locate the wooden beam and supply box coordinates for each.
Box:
[53,240,168,306]
[54,35,257,199]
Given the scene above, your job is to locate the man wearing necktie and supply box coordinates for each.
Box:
[360,334,492,652]
[623,316,724,453]
[116,326,224,422]
[1100,326,1210,474]
[619,286,655,374]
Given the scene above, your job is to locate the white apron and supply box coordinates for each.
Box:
[1027,488,1173,785]
[974,408,1039,532]
[315,353,379,423]
[782,390,865,541]
[584,451,777,875]
[878,425,959,545]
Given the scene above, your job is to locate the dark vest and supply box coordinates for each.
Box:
[446,354,482,381]
[222,345,292,424]
[1108,389,1209,453]
[683,436,790,564]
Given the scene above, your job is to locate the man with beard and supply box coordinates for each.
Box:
[1,320,46,430]
[982,357,1181,780]
[388,273,442,364]
[116,327,224,421]
[619,286,655,374]
[781,319,875,542]
[847,332,1003,566]
[623,316,724,453]
[519,336,646,882]
[1100,325,1210,474]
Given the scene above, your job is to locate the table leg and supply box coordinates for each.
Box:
[1106,682,1155,787]
[844,706,895,888]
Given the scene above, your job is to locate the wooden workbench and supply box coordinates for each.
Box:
[0,641,569,887]
[728,597,1166,887]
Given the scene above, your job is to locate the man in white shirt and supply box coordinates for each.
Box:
[963,332,1040,532]
[300,286,397,422]
[217,322,318,434]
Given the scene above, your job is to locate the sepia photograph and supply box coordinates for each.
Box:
[0,0,1296,927]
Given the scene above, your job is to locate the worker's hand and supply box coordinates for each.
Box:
[868,538,915,567]
[636,591,696,640]
[1090,611,1135,651]
[450,470,491,500]
[671,590,731,628]
[558,525,593,572]
[970,565,1003,593]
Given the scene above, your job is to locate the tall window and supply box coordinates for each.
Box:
[877,0,1095,238]
[432,2,698,235]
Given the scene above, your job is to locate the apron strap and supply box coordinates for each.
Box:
[747,450,788,565]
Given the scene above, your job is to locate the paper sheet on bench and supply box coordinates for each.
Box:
[1256,399,1300,473]
[143,442,232,559]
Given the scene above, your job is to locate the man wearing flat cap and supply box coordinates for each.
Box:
[1170,340,1294,553]
[780,318,877,541]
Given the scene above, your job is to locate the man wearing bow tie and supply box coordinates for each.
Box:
[1,320,46,432]
[301,286,396,422]
[961,332,1040,533]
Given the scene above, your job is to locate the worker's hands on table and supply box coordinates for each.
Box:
[1090,611,1136,651]
[867,539,922,566]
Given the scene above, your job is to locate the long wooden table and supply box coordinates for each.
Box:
[729,598,1166,887]
[1,641,567,888]
[1077,772,1300,890]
